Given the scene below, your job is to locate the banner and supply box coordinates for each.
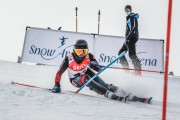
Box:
[22,27,164,72]
[22,28,94,66]
[94,35,164,71]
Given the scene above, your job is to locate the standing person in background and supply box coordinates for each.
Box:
[118,5,141,75]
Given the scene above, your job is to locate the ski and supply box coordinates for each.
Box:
[107,92,153,104]
[132,96,153,104]
[105,91,129,103]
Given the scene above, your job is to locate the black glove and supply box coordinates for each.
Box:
[52,83,61,93]
[89,61,101,70]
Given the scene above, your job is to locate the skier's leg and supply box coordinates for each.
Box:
[71,74,108,95]
[92,78,129,97]
[70,75,84,87]
[72,69,130,102]
[86,68,131,96]
[85,68,107,87]
[86,68,122,93]
[88,81,107,95]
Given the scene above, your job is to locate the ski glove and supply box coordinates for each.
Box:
[52,83,61,93]
[89,61,102,71]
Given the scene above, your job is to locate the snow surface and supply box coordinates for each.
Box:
[0,60,180,120]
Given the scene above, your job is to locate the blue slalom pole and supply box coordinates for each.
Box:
[75,51,126,93]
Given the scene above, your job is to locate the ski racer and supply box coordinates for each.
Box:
[52,39,152,103]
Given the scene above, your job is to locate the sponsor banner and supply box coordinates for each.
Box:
[22,28,94,66]
[94,35,164,71]
[22,27,164,71]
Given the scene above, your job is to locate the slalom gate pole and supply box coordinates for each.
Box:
[75,7,78,32]
[98,10,101,34]
[75,51,126,93]
[162,0,173,120]
[11,81,49,90]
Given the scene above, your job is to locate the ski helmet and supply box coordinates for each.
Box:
[125,5,132,11]
[74,39,88,49]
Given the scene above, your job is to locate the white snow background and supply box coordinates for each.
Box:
[0,60,180,120]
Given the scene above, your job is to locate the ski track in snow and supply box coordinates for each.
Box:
[0,60,180,120]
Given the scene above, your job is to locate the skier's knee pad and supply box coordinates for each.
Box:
[71,74,90,87]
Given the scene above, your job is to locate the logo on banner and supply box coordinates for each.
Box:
[58,36,68,48]
[99,52,158,67]
[29,36,73,60]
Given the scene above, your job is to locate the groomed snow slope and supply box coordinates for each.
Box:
[0,60,180,120]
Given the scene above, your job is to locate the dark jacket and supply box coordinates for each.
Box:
[126,13,139,42]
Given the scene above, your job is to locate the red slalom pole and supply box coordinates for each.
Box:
[162,0,173,120]
[11,81,48,90]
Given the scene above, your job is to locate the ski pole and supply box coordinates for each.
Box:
[75,51,126,93]
[98,10,101,34]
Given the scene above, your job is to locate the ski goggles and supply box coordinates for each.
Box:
[74,49,88,56]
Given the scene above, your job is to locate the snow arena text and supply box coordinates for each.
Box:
[29,45,70,60]
[99,53,157,66]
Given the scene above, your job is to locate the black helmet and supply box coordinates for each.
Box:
[74,39,88,49]
[125,5,132,11]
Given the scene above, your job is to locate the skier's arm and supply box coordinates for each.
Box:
[52,56,68,93]
[55,56,69,84]
[89,53,102,72]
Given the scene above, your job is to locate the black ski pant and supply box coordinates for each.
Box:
[118,41,141,70]
[70,68,108,95]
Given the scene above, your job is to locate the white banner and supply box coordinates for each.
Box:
[94,35,164,71]
[22,27,164,72]
[22,28,94,66]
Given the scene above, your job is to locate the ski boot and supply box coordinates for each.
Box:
[104,91,129,103]
[106,84,118,93]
